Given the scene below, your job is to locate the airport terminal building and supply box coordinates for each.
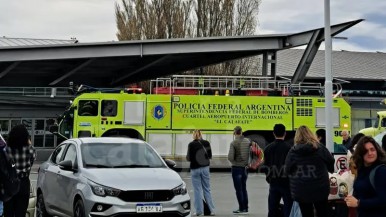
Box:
[1,30,385,159]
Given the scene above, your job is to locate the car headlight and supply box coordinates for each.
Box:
[172,183,187,196]
[88,180,121,197]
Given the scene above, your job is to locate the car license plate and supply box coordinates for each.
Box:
[136,203,162,213]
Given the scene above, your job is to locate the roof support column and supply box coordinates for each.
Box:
[291,30,323,84]
[262,51,277,77]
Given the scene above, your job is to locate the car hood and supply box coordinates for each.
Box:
[82,168,183,190]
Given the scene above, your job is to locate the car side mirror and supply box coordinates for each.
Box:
[164,159,177,169]
[58,160,77,172]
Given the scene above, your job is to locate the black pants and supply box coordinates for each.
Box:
[4,177,30,217]
[268,183,293,217]
[298,200,329,217]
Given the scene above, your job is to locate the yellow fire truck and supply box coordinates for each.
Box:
[52,75,351,166]
[359,99,386,137]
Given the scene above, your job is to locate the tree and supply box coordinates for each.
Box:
[116,0,194,40]
[115,0,261,80]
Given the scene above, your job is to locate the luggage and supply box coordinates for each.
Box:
[248,141,264,170]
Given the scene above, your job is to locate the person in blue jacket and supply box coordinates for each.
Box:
[345,136,386,217]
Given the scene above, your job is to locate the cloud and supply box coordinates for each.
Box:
[1,0,385,52]
[0,0,117,42]
[259,0,386,52]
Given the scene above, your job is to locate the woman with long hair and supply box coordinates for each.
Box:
[345,136,386,217]
[285,125,334,217]
[4,124,36,217]
[186,129,215,216]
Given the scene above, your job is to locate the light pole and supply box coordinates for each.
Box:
[324,0,334,152]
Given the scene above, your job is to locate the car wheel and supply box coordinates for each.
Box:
[74,199,86,217]
[36,193,52,217]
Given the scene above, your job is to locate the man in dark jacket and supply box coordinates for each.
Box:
[341,130,352,150]
[264,124,293,217]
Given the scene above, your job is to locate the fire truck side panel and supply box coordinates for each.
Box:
[73,93,147,139]
[146,95,172,129]
[145,129,234,162]
[171,95,294,131]
[292,97,351,145]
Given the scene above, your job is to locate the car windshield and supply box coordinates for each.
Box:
[81,142,166,168]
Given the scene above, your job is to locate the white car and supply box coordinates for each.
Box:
[374,131,386,146]
[36,137,190,217]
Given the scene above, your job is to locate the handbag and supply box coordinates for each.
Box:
[198,140,209,159]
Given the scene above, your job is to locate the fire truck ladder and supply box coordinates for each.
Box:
[151,75,280,95]
[150,75,344,97]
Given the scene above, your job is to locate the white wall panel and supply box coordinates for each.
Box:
[147,133,173,156]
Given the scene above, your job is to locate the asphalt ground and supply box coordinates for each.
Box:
[30,164,270,217]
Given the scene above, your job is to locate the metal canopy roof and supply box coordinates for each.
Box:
[0,19,362,88]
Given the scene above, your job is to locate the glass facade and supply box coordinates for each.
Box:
[0,118,57,148]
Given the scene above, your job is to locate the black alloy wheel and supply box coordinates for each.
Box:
[74,199,86,217]
[36,193,52,217]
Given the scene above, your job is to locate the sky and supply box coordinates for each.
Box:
[1,0,386,52]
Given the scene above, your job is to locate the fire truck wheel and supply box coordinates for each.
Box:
[246,134,267,150]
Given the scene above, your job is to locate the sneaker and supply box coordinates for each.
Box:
[210,212,216,216]
[194,213,203,216]
[241,210,249,215]
[233,209,249,215]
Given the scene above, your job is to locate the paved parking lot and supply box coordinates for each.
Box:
[31,165,270,217]
[180,171,269,216]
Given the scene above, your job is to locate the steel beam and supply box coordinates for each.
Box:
[0,62,20,79]
[291,30,322,84]
[111,55,171,85]
[49,59,94,85]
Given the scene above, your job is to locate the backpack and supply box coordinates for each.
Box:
[248,140,264,170]
[0,136,20,202]
[369,164,385,190]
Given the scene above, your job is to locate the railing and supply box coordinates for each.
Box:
[0,87,71,97]
[150,75,336,96]
[150,75,283,94]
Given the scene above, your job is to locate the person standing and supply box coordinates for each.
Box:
[285,125,334,217]
[4,124,36,217]
[316,129,326,147]
[382,134,386,152]
[228,126,250,214]
[345,136,386,217]
[0,134,6,216]
[341,130,352,150]
[264,124,293,217]
[186,129,215,216]
[347,133,365,177]
[348,133,365,154]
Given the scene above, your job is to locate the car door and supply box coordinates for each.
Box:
[56,143,79,215]
[42,143,67,211]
